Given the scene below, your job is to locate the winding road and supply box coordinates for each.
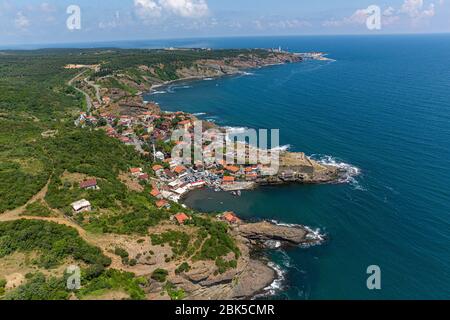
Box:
[68,69,93,113]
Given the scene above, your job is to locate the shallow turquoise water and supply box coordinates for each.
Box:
[145,35,450,300]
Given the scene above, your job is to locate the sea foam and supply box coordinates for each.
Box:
[312,154,364,190]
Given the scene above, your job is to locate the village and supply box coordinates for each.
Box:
[66,52,340,232]
[70,92,268,227]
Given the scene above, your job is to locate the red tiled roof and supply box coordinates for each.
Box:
[174,213,190,225]
[130,168,142,174]
[79,179,97,189]
[173,165,187,175]
[225,165,240,173]
[156,200,168,208]
[150,188,160,197]
[138,173,149,180]
[223,212,240,223]
[152,165,164,171]
[223,176,235,183]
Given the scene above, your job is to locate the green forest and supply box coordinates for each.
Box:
[0,48,247,300]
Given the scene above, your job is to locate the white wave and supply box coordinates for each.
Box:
[278,250,294,268]
[303,226,326,243]
[270,220,297,228]
[224,126,249,135]
[271,144,291,152]
[312,154,364,190]
[150,90,167,95]
[269,220,326,246]
[264,240,282,249]
[192,112,207,116]
[203,78,214,81]
[263,262,286,296]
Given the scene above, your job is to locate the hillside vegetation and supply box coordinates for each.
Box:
[0,48,259,300]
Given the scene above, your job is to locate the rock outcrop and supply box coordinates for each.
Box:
[235,221,320,246]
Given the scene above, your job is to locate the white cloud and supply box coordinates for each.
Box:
[268,19,311,29]
[14,11,30,29]
[134,0,209,20]
[39,2,56,13]
[422,3,436,17]
[160,0,209,18]
[400,0,424,17]
[383,6,396,16]
[134,0,162,19]
[400,0,435,19]
[323,1,438,29]
[322,9,369,27]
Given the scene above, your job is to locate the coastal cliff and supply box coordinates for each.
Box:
[95,50,302,113]
[1,48,338,301]
[146,220,323,300]
[66,49,334,300]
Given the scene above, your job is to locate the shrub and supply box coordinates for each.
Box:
[151,269,168,283]
[175,262,191,275]
[21,201,53,217]
[0,220,111,270]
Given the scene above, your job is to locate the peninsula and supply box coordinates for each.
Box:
[0,48,338,300]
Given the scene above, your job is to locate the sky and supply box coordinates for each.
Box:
[1,0,450,46]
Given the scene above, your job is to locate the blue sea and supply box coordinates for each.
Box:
[137,34,450,300]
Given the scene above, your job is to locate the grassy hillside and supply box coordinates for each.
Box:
[0,48,249,300]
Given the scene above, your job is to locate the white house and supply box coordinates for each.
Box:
[71,199,92,214]
[155,151,165,162]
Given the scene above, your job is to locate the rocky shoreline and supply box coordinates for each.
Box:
[132,53,337,299]
[82,49,342,300]
[148,220,325,300]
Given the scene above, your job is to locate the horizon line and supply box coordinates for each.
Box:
[2,32,450,50]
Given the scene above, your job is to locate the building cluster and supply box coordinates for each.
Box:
[75,106,270,197]
[72,100,273,226]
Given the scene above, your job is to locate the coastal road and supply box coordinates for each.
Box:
[68,69,93,114]
[85,77,102,103]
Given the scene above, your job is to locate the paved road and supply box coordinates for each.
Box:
[68,70,92,114]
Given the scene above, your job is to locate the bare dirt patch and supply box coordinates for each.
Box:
[118,172,144,192]
[60,171,92,184]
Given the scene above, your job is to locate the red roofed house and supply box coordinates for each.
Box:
[178,120,192,131]
[152,164,164,172]
[156,199,170,209]
[222,176,235,184]
[150,188,162,199]
[174,213,190,225]
[225,165,240,174]
[138,173,149,181]
[222,212,241,225]
[79,179,98,190]
[173,165,187,175]
[130,168,143,177]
